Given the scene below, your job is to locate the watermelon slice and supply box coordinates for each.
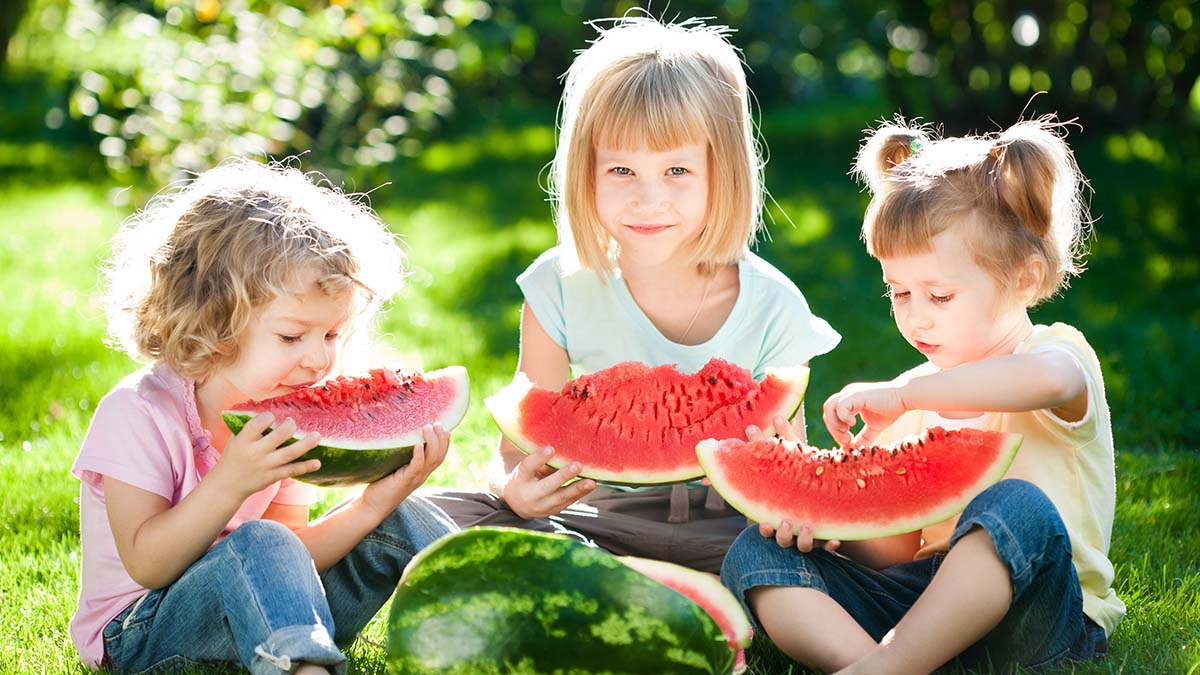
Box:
[619,556,752,674]
[485,359,809,484]
[697,427,1022,540]
[388,527,737,674]
[222,366,469,487]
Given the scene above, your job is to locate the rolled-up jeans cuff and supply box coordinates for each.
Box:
[727,569,826,632]
[951,512,1032,596]
[251,624,346,675]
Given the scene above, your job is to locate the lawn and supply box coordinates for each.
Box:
[1,106,1198,674]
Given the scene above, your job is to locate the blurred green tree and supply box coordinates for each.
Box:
[6,0,1197,181]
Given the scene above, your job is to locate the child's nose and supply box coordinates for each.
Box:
[302,341,331,371]
[633,178,668,211]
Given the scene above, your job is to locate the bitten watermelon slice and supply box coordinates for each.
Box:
[486,358,809,484]
[618,556,752,674]
[222,366,468,487]
[387,527,737,674]
[697,427,1022,540]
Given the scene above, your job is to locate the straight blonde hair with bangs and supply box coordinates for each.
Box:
[551,16,763,274]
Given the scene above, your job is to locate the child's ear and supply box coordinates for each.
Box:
[1016,255,1046,305]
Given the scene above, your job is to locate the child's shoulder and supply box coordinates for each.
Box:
[1021,323,1099,361]
[94,363,196,430]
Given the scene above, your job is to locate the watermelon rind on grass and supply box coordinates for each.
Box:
[484,359,810,485]
[697,427,1023,541]
[222,365,469,487]
[386,527,738,675]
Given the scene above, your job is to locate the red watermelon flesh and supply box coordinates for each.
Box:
[486,359,809,484]
[222,366,469,486]
[618,556,753,658]
[697,427,1022,540]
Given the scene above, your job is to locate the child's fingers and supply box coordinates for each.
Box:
[774,520,796,548]
[793,524,816,553]
[758,522,775,538]
[279,458,321,480]
[744,425,765,441]
[541,461,584,492]
[519,447,555,480]
[822,539,841,552]
[275,430,321,463]
[259,417,299,449]
[243,412,276,436]
[773,416,798,441]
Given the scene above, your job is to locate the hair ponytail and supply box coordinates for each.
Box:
[853,120,930,193]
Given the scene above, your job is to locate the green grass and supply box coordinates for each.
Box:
[2,113,1198,674]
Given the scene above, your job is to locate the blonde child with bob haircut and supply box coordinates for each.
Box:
[429,15,840,575]
[721,116,1122,674]
[71,158,458,675]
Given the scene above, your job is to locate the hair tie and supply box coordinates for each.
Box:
[909,139,924,156]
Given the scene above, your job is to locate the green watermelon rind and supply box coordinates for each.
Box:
[388,527,734,675]
[696,431,1023,541]
[221,366,469,487]
[617,555,753,649]
[484,365,810,485]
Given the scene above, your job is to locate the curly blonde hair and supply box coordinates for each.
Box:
[103,158,406,381]
[853,115,1090,305]
[550,15,764,275]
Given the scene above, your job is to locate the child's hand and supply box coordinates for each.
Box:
[758,520,841,554]
[501,447,596,519]
[211,413,323,498]
[822,382,907,447]
[361,423,450,516]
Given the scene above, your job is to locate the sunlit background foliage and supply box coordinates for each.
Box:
[4,0,1198,184]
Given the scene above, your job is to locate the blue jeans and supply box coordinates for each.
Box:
[721,479,1108,670]
[102,495,457,674]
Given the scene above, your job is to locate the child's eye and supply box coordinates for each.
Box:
[667,166,688,176]
[325,332,340,342]
[611,166,632,176]
[278,334,302,344]
[886,288,910,301]
[930,293,954,304]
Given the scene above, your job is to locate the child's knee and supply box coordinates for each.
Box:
[963,479,1069,542]
[227,519,306,556]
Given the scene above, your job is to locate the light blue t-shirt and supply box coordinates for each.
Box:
[517,247,841,378]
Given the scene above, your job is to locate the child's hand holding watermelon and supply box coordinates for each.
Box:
[743,417,842,555]
[361,423,451,518]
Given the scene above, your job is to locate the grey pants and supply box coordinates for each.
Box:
[424,484,748,574]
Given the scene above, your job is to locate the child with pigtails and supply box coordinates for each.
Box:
[721,117,1122,674]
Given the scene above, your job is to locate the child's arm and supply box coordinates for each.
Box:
[486,303,596,518]
[275,423,450,571]
[824,351,1087,447]
[105,415,322,589]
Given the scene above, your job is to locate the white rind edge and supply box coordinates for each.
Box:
[225,365,470,451]
[697,433,1024,541]
[618,556,753,648]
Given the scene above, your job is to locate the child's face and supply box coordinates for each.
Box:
[593,142,709,268]
[219,268,354,403]
[879,228,1028,369]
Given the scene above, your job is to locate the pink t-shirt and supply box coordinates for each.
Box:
[70,362,317,668]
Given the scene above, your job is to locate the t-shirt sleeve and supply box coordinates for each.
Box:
[516,249,568,348]
[72,389,178,501]
[756,276,841,372]
[1028,327,1101,437]
[271,478,318,507]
